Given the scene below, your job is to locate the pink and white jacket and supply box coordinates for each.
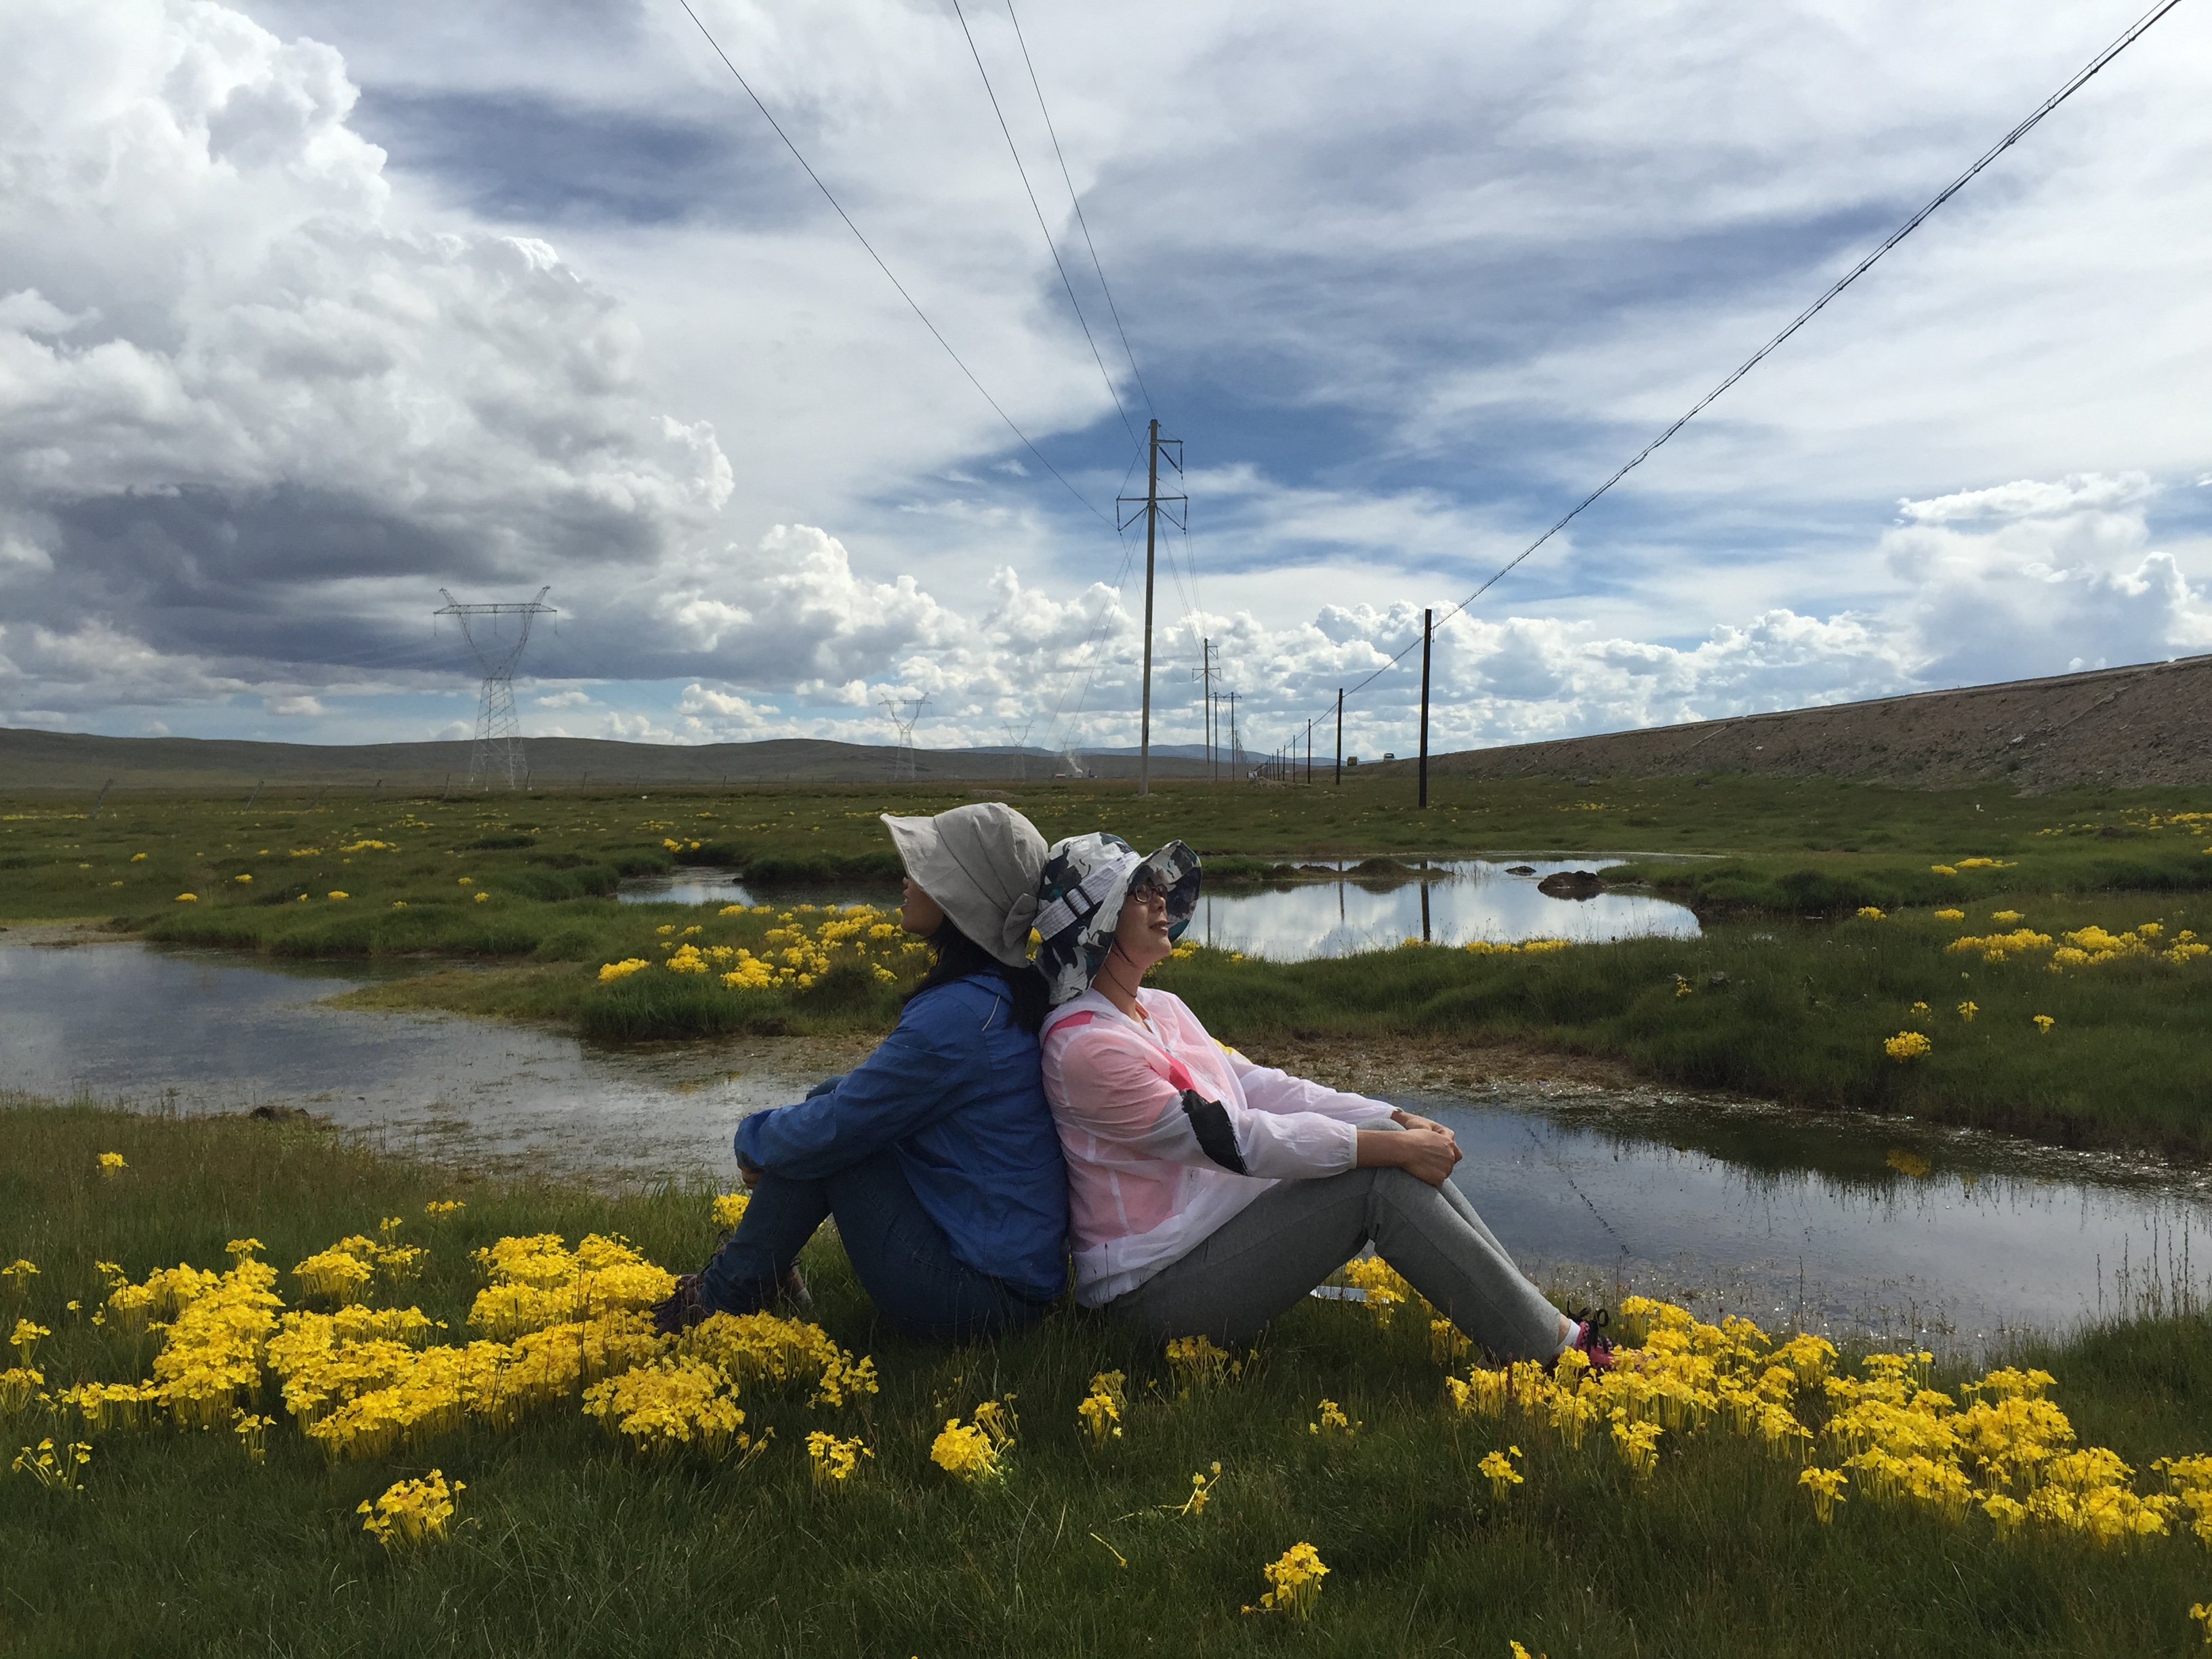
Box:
[1040,987,1397,1305]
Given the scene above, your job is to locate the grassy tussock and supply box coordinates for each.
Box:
[5,1101,2212,1658]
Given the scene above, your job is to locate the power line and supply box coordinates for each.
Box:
[676,0,1112,527]
[1002,0,1155,417]
[949,0,1143,454]
[1316,0,2184,724]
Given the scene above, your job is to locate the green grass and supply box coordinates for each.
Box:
[7,775,2210,945]
[7,1099,2212,1658]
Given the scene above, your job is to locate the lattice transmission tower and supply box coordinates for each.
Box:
[880,694,929,782]
[435,586,556,790]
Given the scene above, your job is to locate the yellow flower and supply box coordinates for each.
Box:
[1934,908,1964,920]
[1165,1333,1243,1391]
[930,1418,1004,1484]
[130,853,146,863]
[174,893,197,902]
[1612,1416,1662,1479]
[1479,1445,1525,1498]
[233,873,251,883]
[1078,1371,1126,1446]
[1856,906,1885,920]
[424,1200,465,1218]
[10,1437,91,1493]
[2192,1602,2212,1647]
[457,877,473,886]
[710,1192,750,1231]
[1930,865,1957,876]
[1883,1031,1932,1062]
[1170,1462,1222,1516]
[358,1470,464,1549]
[1674,975,1694,997]
[0,1259,36,1292]
[1990,910,2023,924]
[598,958,650,982]
[1799,1466,1848,1523]
[1309,1398,1359,1439]
[1246,1542,1329,1619]
[10,1319,50,1364]
[474,891,490,903]
[805,1430,872,1489]
[1909,1001,1930,1015]
[1957,1000,1978,1023]
[2033,1015,2055,1034]
[327,890,348,901]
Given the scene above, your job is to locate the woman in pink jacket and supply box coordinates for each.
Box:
[1033,832,1612,1367]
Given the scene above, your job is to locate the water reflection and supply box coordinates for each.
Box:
[1429,1092,2210,1352]
[0,943,839,1185]
[616,868,886,910]
[6,941,2205,1352]
[618,857,1699,960]
[1194,859,1700,958]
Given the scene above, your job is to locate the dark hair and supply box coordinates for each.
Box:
[905,917,1050,1033]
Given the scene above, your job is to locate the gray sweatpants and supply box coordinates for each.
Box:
[1103,1166,1565,1361]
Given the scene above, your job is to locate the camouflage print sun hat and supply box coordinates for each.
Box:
[1033,832,1202,1006]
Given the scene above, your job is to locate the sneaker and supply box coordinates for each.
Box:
[779,1263,814,1317]
[1561,1306,1617,1372]
[650,1272,708,1336]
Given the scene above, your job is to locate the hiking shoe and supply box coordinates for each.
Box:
[780,1263,813,1317]
[1561,1306,1617,1372]
[650,1273,708,1336]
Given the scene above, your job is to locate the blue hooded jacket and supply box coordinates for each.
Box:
[734,972,1068,1302]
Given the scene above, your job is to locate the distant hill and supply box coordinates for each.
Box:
[0,729,1217,794]
[1362,653,2212,792]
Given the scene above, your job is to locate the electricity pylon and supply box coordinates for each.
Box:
[881,694,929,781]
[1004,716,1038,782]
[435,586,555,790]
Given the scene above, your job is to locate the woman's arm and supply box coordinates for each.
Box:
[1354,1122,1462,1187]
[1054,1031,1363,1181]
[735,993,979,1179]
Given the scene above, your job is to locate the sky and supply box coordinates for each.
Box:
[3,0,2210,763]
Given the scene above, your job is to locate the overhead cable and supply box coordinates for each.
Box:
[949,0,1143,453]
[1316,0,2186,726]
[676,0,1113,527]
[1002,0,1155,416]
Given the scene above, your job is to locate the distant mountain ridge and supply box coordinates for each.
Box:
[1362,653,2212,792]
[0,728,1219,790]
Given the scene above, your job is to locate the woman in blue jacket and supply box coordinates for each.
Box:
[653,802,1067,1342]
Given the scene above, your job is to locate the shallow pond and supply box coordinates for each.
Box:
[1189,857,1700,958]
[5,940,2201,1353]
[619,857,1702,960]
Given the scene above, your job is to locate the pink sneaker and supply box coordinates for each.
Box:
[1562,1307,1617,1372]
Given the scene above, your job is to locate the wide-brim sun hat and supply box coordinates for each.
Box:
[1033,832,1201,1006]
[880,802,1047,968]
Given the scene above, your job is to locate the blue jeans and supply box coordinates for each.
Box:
[698,1146,1054,1343]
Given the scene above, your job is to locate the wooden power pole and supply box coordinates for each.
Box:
[1119,419,1184,797]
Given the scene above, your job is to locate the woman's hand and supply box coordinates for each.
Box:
[1390,1108,1458,1151]
[1356,1122,1461,1187]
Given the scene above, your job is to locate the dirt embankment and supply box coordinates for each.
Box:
[1396,653,2212,792]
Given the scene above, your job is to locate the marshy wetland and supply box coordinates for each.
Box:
[7,772,2212,1655]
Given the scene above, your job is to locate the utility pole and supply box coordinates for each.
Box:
[1305,720,1312,783]
[1118,419,1184,797]
[1227,691,1240,779]
[1334,689,1343,785]
[1189,639,1217,782]
[1418,607,1433,811]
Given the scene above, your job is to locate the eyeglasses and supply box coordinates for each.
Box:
[1127,878,1169,908]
